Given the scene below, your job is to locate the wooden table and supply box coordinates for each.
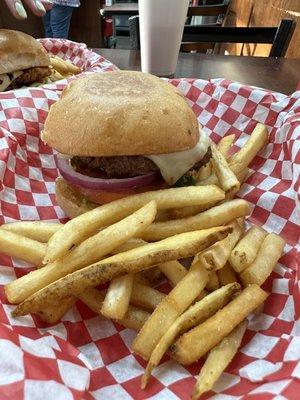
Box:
[100,3,138,17]
[94,49,300,94]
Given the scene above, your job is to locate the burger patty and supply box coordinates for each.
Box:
[7,67,51,90]
[71,147,212,179]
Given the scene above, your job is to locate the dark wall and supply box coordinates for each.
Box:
[0,0,103,47]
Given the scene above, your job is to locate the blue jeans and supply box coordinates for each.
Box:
[43,4,74,39]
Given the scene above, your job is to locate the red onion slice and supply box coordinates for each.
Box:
[56,156,160,191]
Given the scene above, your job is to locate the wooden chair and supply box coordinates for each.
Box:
[129,17,296,57]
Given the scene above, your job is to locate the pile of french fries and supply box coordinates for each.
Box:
[0,123,286,399]
[46,55,81,83]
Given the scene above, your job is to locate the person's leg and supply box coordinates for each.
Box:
[43,10,53,38]
[50,4,74,39]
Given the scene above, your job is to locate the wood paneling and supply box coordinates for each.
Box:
[226,0,300,58]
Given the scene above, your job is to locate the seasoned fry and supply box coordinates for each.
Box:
[132,260,210,360]
[45,185,224,263]
[159,260,187,286]
[211,143,240,194]
[36,296,76,324]
[171,285,268,365]
[192,320,247,399]
[1,222,62,243]
[217,134,235,158]
[5,201,157,304]
[101,274,134,320]
[140,199,250,241]
[218,262,238,286]
[131,281,165,310]
[142,283,240,388]
[229,123,268,173]
[205,271,219,291]
[197,221,243,271]
[13,226,231,317]
[240,233,285,286]
[229,225,267,273]
[0,230,46,266]
[78,288,150,331]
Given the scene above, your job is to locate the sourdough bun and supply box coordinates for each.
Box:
[0,29,50,74]
[42,71,200,156]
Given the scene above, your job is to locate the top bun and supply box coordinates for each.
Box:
[42,71,199,156]
[0,29,50,74]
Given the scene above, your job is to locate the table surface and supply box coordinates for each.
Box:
[94,49,300,95]
[100,3,138,16]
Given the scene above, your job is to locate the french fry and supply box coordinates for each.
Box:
[131,281,165,310]
[197,221,243,271]
[218,262,238,286]
[196,161,212,181]
[192,320,247,399]
[171,284,268,365]
[78,288,150,331]
[45,185,224,263]
[159,260,187,286]
[65,59,81,74]
[55,178,97,218]
[142,283,240,388]
[50,56,70,75]
[228,123,268,173]
[116,305,150,331]
[140,199,250,241]
[205,271,219,291]
[36,296,76,324]
[1,222,62,243]
[132,259,210,360]
[217,134,235,159]
[237,168,250,184]
[229,225,267,273]
[240,233,285,286]
[142,267,163,285]
[50,56,81,76]
[13,226,231,317]
[197,124,268,187]
[101,274,134,320]
[110,238,146,254]
[5,201,157,304]
[167,202,216,220]
[0,230,46,266]
[102,239,152,319]
[211,142,240,194]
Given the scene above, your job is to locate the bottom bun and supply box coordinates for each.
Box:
[55,178,97,218]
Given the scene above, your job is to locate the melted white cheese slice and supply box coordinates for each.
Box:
[0,71,23,92]
[146,130,210,185]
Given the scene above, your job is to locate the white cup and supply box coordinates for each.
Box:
[139,0,190,76]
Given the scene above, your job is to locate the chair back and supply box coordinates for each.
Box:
[129,16,296,57]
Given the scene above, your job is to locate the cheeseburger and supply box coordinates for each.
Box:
[0,29,51,91]
[42,71,211,215]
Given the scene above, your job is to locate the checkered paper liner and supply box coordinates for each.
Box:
[0,39,299,400]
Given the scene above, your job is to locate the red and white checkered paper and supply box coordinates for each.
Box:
[0,39,299,400]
